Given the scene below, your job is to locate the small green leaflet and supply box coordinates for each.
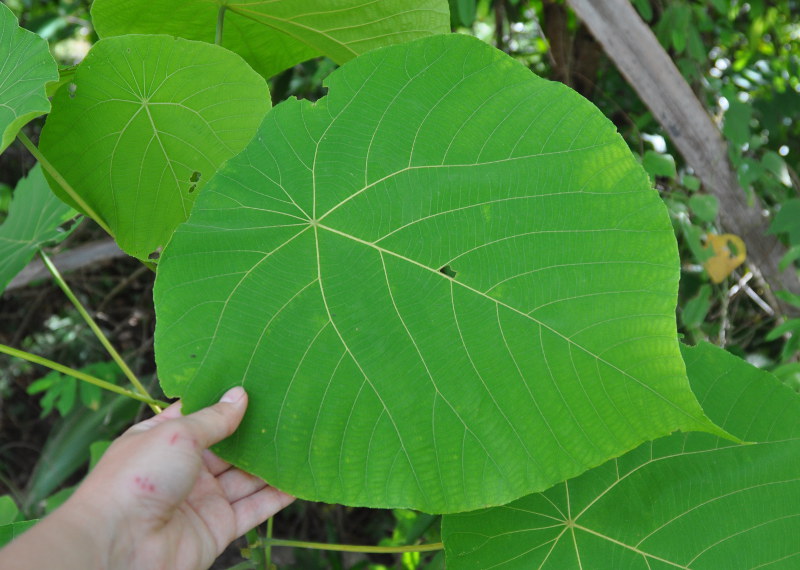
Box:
[0,164,74,293]
[38,35,270,261]
[91,0,451,79]
[442,342,800,568]
[0,3,58,152]
[155,34,722,513]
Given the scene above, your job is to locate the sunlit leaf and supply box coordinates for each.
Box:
[91,0,450,79]
[0,3,58,153]
[155,34,721,513]
[0,164,74,293]
[38,35,270,261]
[442,342,800,568]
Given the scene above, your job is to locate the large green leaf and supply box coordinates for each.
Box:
[154,34,720,513]
[38,35,270,261]
[91,0,450,79]
[442,342,800,568]
[0,164,74,293]
[0,4,58,153]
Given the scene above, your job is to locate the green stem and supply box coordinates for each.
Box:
[265,518,273,569]
[260,538,444,554]
[0,344,169,408]
[17,132,113,237]
[39,250,161,414]
[216,5,226,45]
[246,528,267,569]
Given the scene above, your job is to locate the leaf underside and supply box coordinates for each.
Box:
[38,34,270,261]
[442,342,800,568]
[155,34,719,513]
[0,164,74,293]
[91,0,451,79]
[0,3,58,153]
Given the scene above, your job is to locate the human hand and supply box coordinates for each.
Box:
[0,386,294,570]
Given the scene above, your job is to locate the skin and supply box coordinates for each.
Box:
[0,386,294,570]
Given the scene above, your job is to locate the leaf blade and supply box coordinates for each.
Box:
[91,0,451,79]
[0,4,58,152]
[155,34,719,513]
[442,342,800,568]
[38,35,270,260]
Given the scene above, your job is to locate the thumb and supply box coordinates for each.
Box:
[178,386,248,450]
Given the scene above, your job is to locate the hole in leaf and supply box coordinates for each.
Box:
[439,265,457,279]
[726,238,740,257]
[188,184,197,194]
[189,171,201,183]
[148,248,162,261]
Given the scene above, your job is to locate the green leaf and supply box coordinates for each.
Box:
[91,0,450,80]
[631,0,653,22]
[642,150,676,180]
[682,174,701,192]
[155,35,721,513]
[688,194,719,222]
[0,496,19,525]
[449,0,477,27]
[722,98,753,148]
[0,520,37,549]
[0,164,74,293]
[681,284,711,328]
[769,199,800,246]
[38,34,270,261]
[0,3,58,153]
[89,440,112,470]
[442,342,800,568]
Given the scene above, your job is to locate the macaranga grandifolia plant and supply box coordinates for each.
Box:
[0,1,797,567]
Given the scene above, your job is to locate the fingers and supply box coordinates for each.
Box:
[232,486,295,538]
[218,468,268,503]
[177,387,248,450]
[202,449,232,476]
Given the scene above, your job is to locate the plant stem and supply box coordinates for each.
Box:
[0,344,169,408]
[265,518,273,569]
[246,528,267,569]
[17,131,113,237]
[39,249,162,414]
[216,5,226,45]
[258,538,444,554]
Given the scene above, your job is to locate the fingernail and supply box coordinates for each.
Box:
[221,386,245,403]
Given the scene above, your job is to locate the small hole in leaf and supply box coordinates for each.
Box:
[726,239,740,257]
[148,248,162,261]
[189,354,196,359]
[439,265,457,279]
[190,171,201,183]
[68,83,77,98]
[188,184,197,194]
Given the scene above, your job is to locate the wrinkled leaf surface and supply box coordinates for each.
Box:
[91,0,450,79]
[39,35,270,260]
[0,164,74,292]
[0,4,58,152]
[442,342,800,567]
[155,35,719,513]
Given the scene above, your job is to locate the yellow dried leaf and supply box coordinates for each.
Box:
[702,233,746,283]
